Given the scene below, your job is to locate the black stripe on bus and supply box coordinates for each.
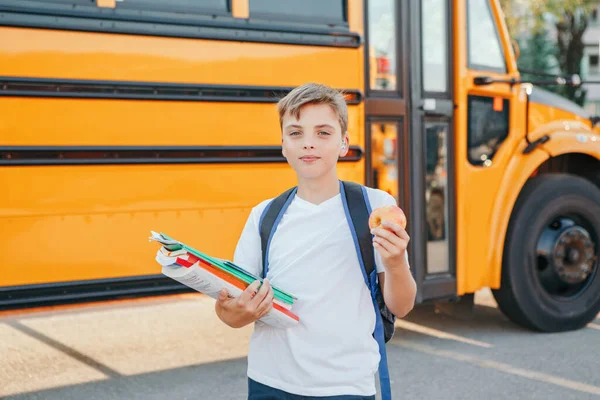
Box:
[0,7,361,48]
[0,146,364,166]
[0,274,192,310]
[0,77,363,104]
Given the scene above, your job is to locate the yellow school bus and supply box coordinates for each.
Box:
[1,0,599,333]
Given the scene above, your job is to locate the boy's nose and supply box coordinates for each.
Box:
[303,143,315,149]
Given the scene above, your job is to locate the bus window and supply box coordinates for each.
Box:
[369,121,399,202]
[367,0,397,91]
[115,0,230,15]
[467,0,506,72]
[467,95,510,165]
[249,0,347,24]
[422,0,448,93]
[425,121,449,274]
[37,0,90,3]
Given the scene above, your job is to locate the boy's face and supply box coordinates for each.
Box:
[281,103,349,180]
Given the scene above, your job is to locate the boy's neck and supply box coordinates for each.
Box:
[296,172,340,205]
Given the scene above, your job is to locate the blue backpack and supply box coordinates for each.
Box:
[258,180,395,400]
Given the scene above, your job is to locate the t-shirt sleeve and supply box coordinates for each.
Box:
[369,190,410,274]
[232,206,263,277]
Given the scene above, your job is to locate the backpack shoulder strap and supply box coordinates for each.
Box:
[340,180,392,400]
[341,180,375,285]
[258,186,297,278]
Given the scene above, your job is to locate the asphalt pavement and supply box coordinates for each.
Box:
[1,289,599,400]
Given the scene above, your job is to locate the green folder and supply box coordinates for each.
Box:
[156,232,298,305]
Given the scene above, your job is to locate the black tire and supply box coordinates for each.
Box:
[492,173,600,332]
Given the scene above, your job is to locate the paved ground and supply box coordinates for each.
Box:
[1,289,599,400]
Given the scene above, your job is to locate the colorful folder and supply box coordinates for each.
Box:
[149,231,299,328]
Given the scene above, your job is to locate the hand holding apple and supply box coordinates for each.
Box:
[369,205,409,270]
[368,205,407,230]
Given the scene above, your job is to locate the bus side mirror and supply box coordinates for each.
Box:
[511,39,520,60]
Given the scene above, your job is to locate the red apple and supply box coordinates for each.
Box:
[369,205,407,231]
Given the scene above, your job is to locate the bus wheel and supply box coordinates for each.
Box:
[492,174,600,332]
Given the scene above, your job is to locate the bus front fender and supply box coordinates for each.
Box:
[487,141,549,289]
[540,130,600,159]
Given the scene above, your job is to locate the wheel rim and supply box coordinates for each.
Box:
[536,217,598,299]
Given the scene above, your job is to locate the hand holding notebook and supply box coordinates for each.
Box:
[215,277,275,329]
[150,231,299,328]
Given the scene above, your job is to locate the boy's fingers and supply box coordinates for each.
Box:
[217,288,228,302]
[250,279,271,307]
[239,280,261,304]
[373,238,392,258]
[380,221,410,240]
[216,289,233,310]
[256,288,274,318]
[372,227,402,247]
[258,302,273,319]
[259,286,274,308]
[395,227,410,241]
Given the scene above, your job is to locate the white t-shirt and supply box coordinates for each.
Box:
[233,185,405,397]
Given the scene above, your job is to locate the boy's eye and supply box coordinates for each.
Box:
[289,131,301,136]
[318,131,331,136]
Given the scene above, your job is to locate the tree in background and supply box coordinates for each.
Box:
[516,14,560,90]
[500,0,596,105]
[554,3,592,105]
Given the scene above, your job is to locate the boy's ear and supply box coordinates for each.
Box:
[281,137,286,157]
[340,132,350,157]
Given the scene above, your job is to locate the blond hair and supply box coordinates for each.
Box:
[277,83,348,135]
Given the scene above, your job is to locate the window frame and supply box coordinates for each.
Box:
[34,0,93,4]
[247,0,348,28]
[420,0,452,98]
[364,0,403,97]
[422,117,453,276]
[0,0,358,47]
[114,0,232,17]
[466,94,510,165]
[466,0,507,74]
[365,117,404,201]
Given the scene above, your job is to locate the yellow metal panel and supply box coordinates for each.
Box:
[485,143,549,289]
[0,27,360,88]
[541,131,600,159]
[453,0,468,295]
[1,164,365,218]
[0,99,363,147]
[231,0,249,19]
[1,161,364,287]
[528,102,590,139]
[0,1,366,290]
[97,0,116,8]
[492,0,519,75]
[457,89,529,294]
[453,0,529,295]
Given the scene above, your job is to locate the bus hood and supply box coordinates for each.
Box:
[526,86,600,144]
[529,86,590,120]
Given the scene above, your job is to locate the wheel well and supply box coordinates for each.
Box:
[532,153,600,188]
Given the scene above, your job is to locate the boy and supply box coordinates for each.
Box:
[215,83,417,399]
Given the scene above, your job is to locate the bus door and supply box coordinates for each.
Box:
[408,0,456,302]
[364,0,456,302]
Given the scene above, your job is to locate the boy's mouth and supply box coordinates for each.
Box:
[299,156,320,162]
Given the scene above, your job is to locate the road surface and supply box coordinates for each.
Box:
[1,289,599,399]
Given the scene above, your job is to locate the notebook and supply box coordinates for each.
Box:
[149,231,299,328]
